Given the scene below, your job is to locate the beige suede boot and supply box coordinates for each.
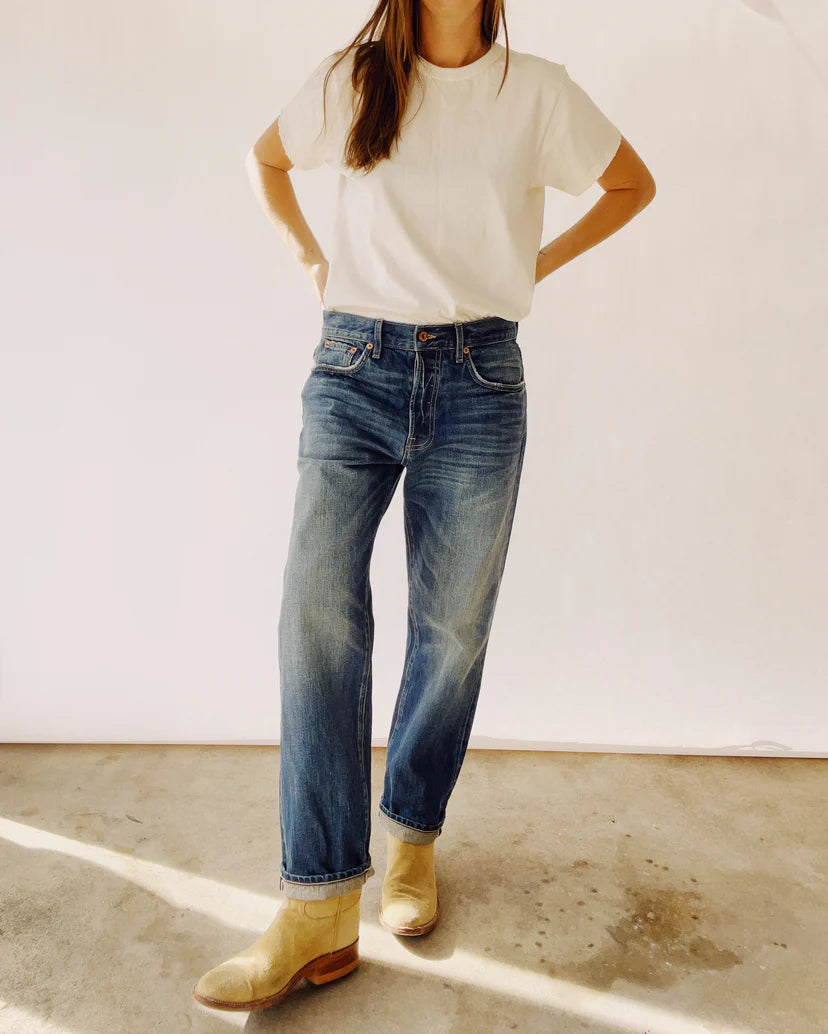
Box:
[193,886,362,1011]
[378,830,439,936]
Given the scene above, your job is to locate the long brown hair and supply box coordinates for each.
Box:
[318,0,510,175]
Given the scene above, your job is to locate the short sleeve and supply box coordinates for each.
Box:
[531,64,622,196]
[277,54,343,170]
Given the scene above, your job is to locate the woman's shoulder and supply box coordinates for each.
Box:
[309,47,357,88]
[504,46,567,86]
[495,45,568,110]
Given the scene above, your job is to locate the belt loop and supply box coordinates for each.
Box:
[454,321,464,363]
[373,318,383,358]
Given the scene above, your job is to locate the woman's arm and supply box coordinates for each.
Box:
[535,136,656,284]
[244,118,328,303]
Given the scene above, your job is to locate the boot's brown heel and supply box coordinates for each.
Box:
[305,939,360,984]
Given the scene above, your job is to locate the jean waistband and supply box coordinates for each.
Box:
[320,309,519,352]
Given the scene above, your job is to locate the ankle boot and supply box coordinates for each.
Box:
[378,830,439,936]
[193,886,362,1011]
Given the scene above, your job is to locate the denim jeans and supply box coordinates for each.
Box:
[278,309,528,900]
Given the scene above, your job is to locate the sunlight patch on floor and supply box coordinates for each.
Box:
[1,817,752,1033]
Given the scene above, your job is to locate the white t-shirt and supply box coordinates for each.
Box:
[277,42,621,323]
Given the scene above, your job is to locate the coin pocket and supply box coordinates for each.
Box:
[313,336,373,374]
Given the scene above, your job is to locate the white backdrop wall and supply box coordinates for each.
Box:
[1,1,826,753]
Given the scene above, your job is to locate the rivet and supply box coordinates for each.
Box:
[463,346,469,353]
[418,331,429,341]
[366,343,373,349]
[350,346,357,353]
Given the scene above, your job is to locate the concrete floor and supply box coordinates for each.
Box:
[0,746,824,1034]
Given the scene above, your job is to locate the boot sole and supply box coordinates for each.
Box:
[377,894,440,937]
[191,938,359,1011]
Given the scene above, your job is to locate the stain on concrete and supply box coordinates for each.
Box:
[549,882,742,990]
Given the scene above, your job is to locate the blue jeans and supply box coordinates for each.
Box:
[278,309,528,899]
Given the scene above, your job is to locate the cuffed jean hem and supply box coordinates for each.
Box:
[279,864,375,901]
[377,803,442,844]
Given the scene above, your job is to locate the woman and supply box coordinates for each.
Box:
[194,0,655,1013]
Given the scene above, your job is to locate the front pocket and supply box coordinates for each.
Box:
[312,336,373,374]
[465,340,525,392]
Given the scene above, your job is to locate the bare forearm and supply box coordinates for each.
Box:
[535,186,653,283]
[244,150,325,270]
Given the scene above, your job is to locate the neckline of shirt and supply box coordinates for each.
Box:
[416,41,504,81]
